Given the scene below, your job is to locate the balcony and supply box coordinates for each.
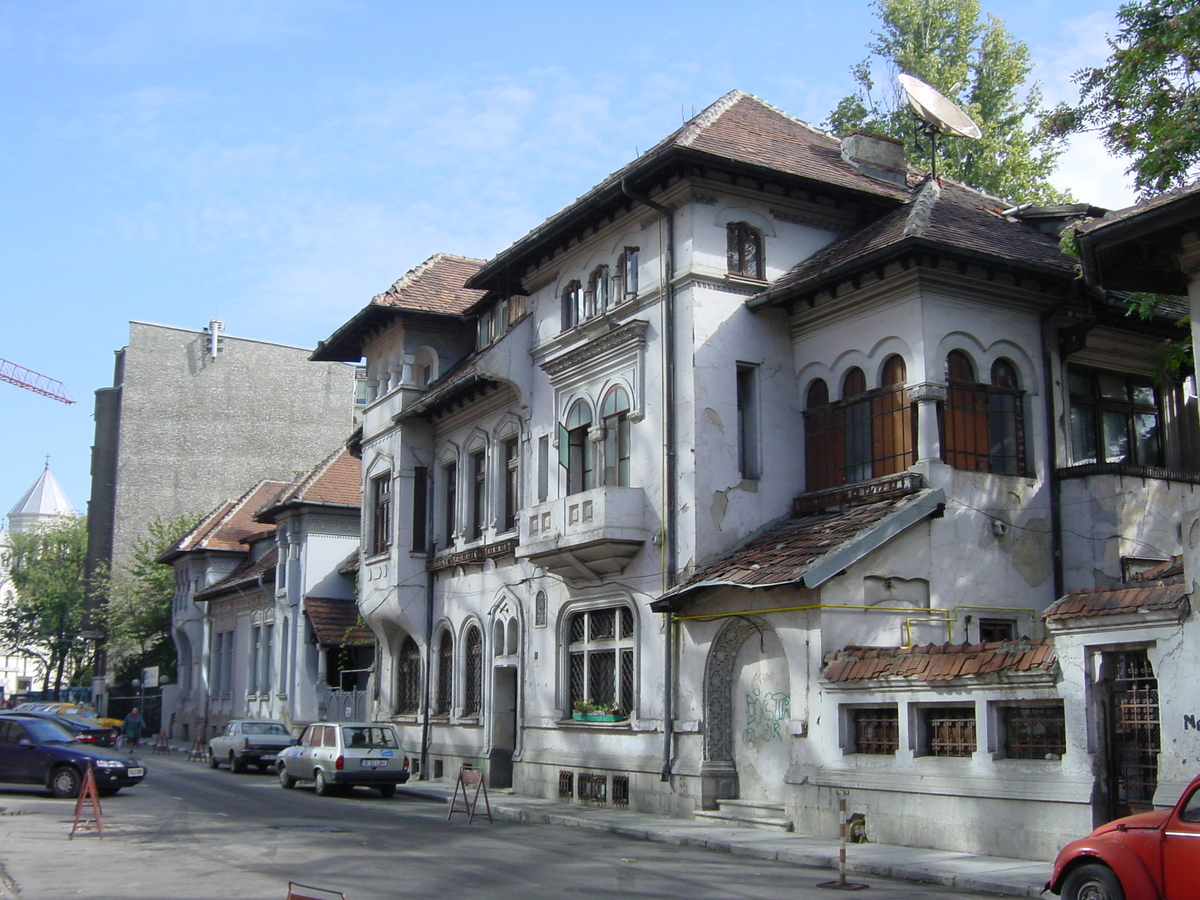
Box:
[518,486,648,585]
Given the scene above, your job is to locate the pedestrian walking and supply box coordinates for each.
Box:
[123,707,146,750]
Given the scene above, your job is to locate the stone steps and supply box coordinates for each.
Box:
[694,799,794,832]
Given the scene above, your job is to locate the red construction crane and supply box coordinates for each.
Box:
[0,358,75,404]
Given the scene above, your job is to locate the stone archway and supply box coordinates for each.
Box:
[701,616,790,807]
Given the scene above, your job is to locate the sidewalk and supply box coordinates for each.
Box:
[400,779,1052,898]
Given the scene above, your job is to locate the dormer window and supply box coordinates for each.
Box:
[727,222,763,280]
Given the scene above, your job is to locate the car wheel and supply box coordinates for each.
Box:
[230,753,246,774]
[207,750,219,769]
[49,765,81,799]
[314,769,333,797]
[1063,863,1125,900]
[278,765,297,789]
[377,784,396,799]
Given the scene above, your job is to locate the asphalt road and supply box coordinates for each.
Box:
[0,752,1012,900]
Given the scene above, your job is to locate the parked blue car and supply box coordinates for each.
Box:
[0,713,145,797]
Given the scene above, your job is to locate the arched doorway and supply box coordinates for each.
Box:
[702,617,791,805]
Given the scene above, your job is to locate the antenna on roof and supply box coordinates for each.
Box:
[898,73,981,181]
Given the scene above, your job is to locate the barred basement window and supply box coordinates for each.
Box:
[558,770,574,800]
[612,774,630,808]
[924,706,976,757]
[568,606,635,717]
[578,772,608,804]
[395,636,421,715]
[851,707,899,754]
[1001,704,1066,759]
[463,625,483,717]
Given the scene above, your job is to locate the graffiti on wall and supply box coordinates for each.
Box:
[743,687,789,749]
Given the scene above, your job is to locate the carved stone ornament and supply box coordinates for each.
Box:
[907,382,947,403]
[540,320,649,380]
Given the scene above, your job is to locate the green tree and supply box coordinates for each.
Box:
[826,0,1070,204]
[106,514,198,686]
[0,516,90,696]
[1051,0,1200,195]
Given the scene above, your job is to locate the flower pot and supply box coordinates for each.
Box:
[582,714,622,722]
[571,711,584,721]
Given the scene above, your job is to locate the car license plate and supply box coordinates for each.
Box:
[360,759,388,768]
[259,754,276,762]
[128,767,145,777]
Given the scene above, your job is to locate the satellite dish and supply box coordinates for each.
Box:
[898,73,982,139]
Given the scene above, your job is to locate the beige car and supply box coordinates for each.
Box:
[275,722,410,798]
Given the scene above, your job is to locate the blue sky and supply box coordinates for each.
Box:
[0,1,1136,526]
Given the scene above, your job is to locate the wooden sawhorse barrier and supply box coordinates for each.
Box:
[447,764,492,824]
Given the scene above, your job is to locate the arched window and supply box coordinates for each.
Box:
[803,360,914,491]
[587,265,610,319]
[463,626,482,717]
[396,636,421,715]
[435,631,453,716]
[943,352,1027,475]
[561,280,583,331]
[601,386,631,487]
[563,400,594,495]
[567,606,634,718]
[727,222,763,279]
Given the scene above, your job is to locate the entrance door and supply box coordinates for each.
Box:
[731,629,790,802]
[489,666,517,789]
[1105,650,1160,820]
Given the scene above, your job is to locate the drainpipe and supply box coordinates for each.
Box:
[621,177,677,783]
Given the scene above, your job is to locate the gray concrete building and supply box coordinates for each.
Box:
[84,319,359,704]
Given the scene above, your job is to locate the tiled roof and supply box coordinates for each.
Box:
[755,178,1076,305]
[257,447,361,520]
[159,480,290,561]
[652,488,943,611]
[823,638,1056,684]
[194,546,278,601]
[468,91,911,292]
[1043,579,1189,623]
[304,596,372,645]
[312,253,484,361]
[336,548,359,576]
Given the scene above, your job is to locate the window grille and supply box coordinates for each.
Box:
[1002,704,1066,759]
[435,632,453,716]
[558,770,574,800]
[612,774,630,808]
[925,706,976,757]
[535,591,548,628]
[578,772,607,804]
[852,707,899,754]
[568,606,634,716]
[979,618,1015,643]
[943,353,1027,475]
[1111,651,1159,811]
[395,636,421,715]
[463,626,483,716]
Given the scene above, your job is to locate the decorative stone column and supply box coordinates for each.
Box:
[908,382,947,463]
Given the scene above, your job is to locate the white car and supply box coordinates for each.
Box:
[275,722,410,798]
[208,720,293,772]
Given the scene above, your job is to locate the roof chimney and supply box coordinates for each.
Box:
[841,132,907,187]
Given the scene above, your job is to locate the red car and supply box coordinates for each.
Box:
[1045,774,1200,900]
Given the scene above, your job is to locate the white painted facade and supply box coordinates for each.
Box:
[317,93,1200,861]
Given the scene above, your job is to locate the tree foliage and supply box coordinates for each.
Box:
[0,516,90,695]
[826,0,1070,204]
[1050,0,1200,195]
[106,514,198,685]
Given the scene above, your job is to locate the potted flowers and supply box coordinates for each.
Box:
[572,699,623,722]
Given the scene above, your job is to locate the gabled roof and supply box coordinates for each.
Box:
[468,91,911,293]
[312,253,485,362]
[257,447,361,521]
[158,480,289,563]
[823,638,1056,684]
[751,178,1077,308]
[193,545,278,602]
[304,596,372,646]
[651,488,944,612]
